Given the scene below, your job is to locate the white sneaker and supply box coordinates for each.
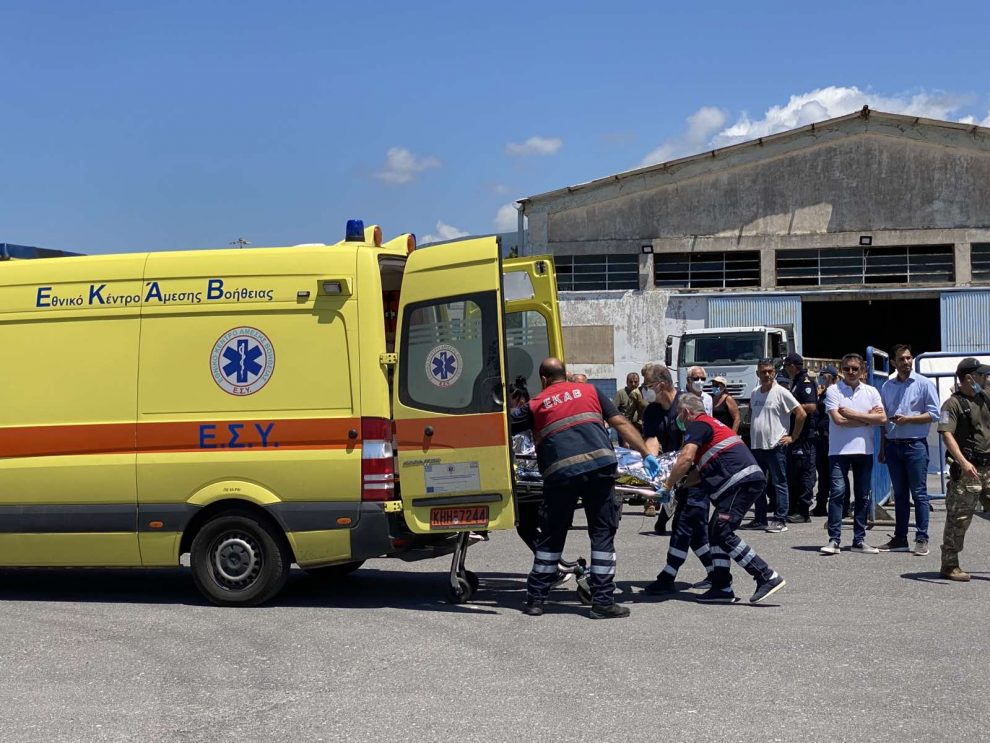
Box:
[914,540,930,556]
[851,542,880,554]
[820,540,840,555]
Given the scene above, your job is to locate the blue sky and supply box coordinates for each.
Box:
[2,1,989,253]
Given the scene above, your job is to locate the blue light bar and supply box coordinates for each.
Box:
[345,219,365,242]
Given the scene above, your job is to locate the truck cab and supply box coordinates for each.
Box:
[666,325,790,426]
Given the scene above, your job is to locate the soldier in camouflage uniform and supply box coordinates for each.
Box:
[938,357,990,582]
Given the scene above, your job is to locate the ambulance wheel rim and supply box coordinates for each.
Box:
[212,533,261,586]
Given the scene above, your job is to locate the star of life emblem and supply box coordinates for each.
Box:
[426,344,463,388]
[211,327,275,395]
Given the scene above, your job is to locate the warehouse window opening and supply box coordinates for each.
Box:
[555,254,639,291]
[971,243,990,283]
[654,251,760,289]
[776,245,953,287]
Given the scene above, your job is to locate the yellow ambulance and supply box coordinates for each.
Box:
[0,226,563,605]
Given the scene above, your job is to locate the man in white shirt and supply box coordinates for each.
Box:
[742,359,806,533]
[821,352,887,555]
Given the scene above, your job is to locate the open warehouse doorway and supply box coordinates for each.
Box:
[801,296,941,360]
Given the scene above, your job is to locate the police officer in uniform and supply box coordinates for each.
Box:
[513,358,659,617]
[938,357,990,581]
[783,353,819,522]
[658,394,786,604]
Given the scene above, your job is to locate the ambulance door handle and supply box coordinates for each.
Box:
[424,426,434,437]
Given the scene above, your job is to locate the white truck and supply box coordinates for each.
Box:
[665,325,793,428]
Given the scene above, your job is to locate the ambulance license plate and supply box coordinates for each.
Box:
[430,506,489,530]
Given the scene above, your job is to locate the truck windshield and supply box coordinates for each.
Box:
[679,332,764,366]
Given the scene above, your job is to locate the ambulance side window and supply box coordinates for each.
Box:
[505,310,549,396]
[399,291,501,414]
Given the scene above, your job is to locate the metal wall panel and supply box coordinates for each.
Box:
[940,291,990,353]
[707,295,804,354]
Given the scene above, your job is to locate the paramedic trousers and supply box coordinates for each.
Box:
[709,479,775,590]
[528,468,619,606]
[658,488,713,581]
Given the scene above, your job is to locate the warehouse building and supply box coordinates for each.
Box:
[517,107,990,393]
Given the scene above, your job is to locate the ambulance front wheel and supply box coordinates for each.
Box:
[190,512,290,607]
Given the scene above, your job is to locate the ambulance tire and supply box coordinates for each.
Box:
[302,560,366,581]
[448,576,473,604]
[191,512,289,607]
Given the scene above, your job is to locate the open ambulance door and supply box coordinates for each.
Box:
[392,237,515,535]
[503,255,565,395]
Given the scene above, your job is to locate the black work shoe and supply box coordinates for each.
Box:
[643,578,678,596]
[589,603,630,619]
[750,574,786,604]
[786,514,811,523]
[696,587,739,604]
[653,516,669,535]
[877,537,910,552]
[522,600,544,616]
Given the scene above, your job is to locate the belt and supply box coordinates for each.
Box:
[887,438,926,443]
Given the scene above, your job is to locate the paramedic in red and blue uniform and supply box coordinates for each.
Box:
[658,394,787,604]
[512,358,659,619]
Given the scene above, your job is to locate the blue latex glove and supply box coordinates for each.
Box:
[654,485,673,505]
[643,454,661,479]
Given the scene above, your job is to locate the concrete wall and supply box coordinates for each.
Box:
[562,291,705,381]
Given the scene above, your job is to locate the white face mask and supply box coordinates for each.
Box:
[643,387,657,404]
[689,379,704,394]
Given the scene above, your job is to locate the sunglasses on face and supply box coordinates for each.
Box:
[842,366,861,373]
[689,376,706,381]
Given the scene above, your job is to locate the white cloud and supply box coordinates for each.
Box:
[506,136,563,157]
[494,203,523,232]
[639,106,727,166]
[420,220,469,245]
[374,147,441,185]
[712,86,971,147]
[639,86,989,168]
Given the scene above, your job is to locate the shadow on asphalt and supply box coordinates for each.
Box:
[899,571,990,583]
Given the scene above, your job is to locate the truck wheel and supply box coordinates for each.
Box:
[190,513,289,607]
[303,560,366,581]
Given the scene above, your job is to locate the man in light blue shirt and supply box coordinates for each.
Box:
[878,344,941,555]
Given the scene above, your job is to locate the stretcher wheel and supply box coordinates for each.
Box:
[448,576,473,604]
[464,570,480,594]
[577,580,592,606]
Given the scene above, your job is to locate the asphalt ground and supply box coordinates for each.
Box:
[1,504,988,743]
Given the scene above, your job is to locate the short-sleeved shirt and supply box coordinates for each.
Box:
[613,387,644,427]
[749,384,800,450]
[825,380,883,456]
[938,390,990,455]
[642,392,683,453]
[789,368,818,443]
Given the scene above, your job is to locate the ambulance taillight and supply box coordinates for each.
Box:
[361,417,395,501]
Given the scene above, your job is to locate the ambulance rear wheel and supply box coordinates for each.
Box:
[191,513,289,607]
[448,576,473,604]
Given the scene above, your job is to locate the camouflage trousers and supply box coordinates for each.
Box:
[941,465,990,570]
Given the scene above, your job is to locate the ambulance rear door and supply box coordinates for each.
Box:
[393,237,515,534]
[503,255,564,394]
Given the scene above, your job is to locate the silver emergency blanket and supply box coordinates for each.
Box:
[512,432,677,491]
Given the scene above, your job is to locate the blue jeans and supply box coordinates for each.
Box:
[827,454,873,545]
[884,439,930,542]
[752,447,789,522]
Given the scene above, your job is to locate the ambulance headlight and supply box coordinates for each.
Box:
[345,219,365,242]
